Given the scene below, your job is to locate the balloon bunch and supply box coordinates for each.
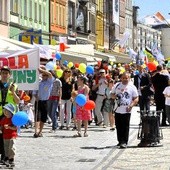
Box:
[75,94,95,110]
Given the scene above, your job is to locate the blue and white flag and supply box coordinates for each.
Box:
[117,32,130,48]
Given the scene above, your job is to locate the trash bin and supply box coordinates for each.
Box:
[137,110,163,147]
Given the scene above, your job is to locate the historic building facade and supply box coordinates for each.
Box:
[9,0,49,44]
[50,0,67,45]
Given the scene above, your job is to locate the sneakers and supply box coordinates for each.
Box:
[110,127,115,131]
[119,143,127,149]
[49,129,57,133]
[59,126,64,130]
[33,132,43,138]
[6,160,15,168]
[72,126,77,131]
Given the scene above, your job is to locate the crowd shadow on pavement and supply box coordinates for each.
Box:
[81,145,117,150]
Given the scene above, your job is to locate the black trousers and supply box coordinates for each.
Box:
[155,97,166,125]
[115,113,131,144]
[139,95,151,111]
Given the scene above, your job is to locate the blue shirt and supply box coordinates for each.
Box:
[38,77,53,100]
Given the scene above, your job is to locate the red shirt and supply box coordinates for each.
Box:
[0,117,17,139]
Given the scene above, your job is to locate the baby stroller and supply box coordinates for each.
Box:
[137,110,163,147]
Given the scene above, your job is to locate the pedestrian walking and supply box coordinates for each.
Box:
[111,72,139,149]
[0,104,17,168]
[74,75,91,137]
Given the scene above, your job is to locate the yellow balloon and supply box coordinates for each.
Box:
[79,63,86,73]
[110,61,113,66]
[119,67,125,73]
[68,62,73,68]
[118,63,121,67]
[56,69,63,78]
[153,60,158,66]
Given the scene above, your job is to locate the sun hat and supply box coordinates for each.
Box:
[3,103,15,114]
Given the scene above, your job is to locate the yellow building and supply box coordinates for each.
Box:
[96,0,104,50]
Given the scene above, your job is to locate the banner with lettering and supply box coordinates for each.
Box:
[0,48,39,90]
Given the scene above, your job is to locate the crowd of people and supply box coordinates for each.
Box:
[0,59,170,167]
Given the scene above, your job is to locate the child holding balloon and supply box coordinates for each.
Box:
[74,75,91,137]
[0,103,17,168]
[71,91,78,130]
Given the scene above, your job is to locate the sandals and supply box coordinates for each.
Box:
[84,133,88,137]
[73,132,82,137]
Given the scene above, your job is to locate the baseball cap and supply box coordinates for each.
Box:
[3,103,15,114]
[99,69,105,73]
[1,66,11,73]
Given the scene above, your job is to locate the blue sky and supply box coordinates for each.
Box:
[133,0,170,19]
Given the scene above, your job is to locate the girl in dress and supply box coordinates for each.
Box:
[74,76,91,137]
[101,79,115,130]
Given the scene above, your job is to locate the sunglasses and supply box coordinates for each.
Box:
[65,71,71,73]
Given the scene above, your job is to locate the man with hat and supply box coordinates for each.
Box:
[0,66,20,163]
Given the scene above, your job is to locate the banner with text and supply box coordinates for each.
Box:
[0,48,39,90]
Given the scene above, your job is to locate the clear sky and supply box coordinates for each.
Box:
[133,0,170,19]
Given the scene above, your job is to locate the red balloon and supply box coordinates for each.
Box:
[147,62,156,71]
[75,63,79,68]
[84,100,95,110]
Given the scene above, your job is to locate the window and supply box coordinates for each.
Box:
[89,13,95,34]
[43,5,46,24]
[59,5,62,26]
[39,4,42,22]
[34,2,37,21]
[0,0,8,22]
[10,0,19,13]
[10,0,13,12]
[51,2,54,23]
[30,0,32,19]
[14,0,18,13]
[24,0,27,17]
[0,0,2,20]
[56,4,59,25]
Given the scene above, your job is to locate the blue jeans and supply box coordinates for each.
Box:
[47,100,59,130]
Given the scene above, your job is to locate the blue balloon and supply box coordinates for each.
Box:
[12,111,29,126]
[135,70,139,75]
[75,94,87,106]
[45,61,54,70]
[63,60,68,66]
[55,52,61,60]
[86,66,94,74]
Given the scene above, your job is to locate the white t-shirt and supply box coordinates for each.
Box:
[111,82,138,114]
[97,78,107,95]
[163,86,170,106]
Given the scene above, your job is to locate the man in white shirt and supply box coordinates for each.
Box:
[111,72,138,148]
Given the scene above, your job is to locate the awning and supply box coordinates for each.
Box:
[111,50,131,63]
[94,51,116,62]
[0,36,33,51]
[60,51,97,65]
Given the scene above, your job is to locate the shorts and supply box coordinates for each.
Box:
[35,100,48,123]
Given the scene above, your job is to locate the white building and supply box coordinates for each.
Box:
[136,23,161,52]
